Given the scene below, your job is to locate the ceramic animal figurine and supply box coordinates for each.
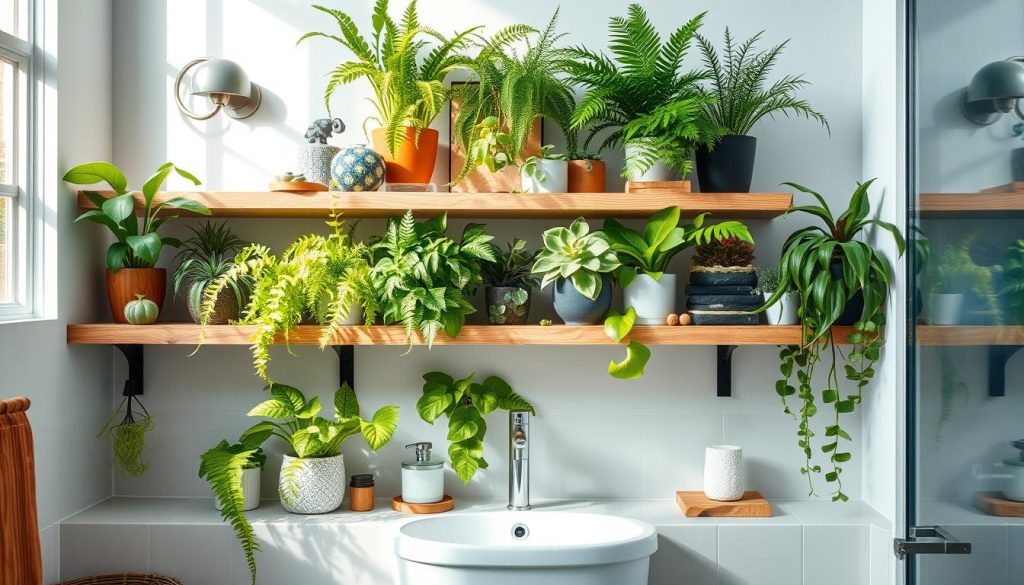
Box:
[304,118,346,144]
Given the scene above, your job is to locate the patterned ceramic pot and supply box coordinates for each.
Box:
[279,453,346,514]
[553,276,613,325]
[331,145,386,192]
[486,286,531,325]
[298,144,341,187]
[704,445,743,501]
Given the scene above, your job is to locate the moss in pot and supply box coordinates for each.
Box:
[482,239,539,325]
[687,237,759,325]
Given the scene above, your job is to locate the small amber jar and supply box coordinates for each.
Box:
[349,474,375,512]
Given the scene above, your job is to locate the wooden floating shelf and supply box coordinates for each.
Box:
[67,323,858,346]
[76,190,794,219]
[918,190,1024,217]
[916,326,1024,346]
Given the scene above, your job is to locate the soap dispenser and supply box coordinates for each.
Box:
[402,442,444,504]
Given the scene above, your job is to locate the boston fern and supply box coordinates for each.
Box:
[300,0,478,154]
[370,211,495,347]
[762,179,904,502]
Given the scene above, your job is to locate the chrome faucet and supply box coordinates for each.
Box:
[508,410,530,510]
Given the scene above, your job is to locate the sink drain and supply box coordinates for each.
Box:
[511,523,529,540]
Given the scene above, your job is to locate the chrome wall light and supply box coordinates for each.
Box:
[961,57,1024,125]
[174,58,261,120]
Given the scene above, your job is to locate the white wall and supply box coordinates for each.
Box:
[0,0,114,580]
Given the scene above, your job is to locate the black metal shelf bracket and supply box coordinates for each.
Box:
[717,345,737,397]
[332,345,355,390]
[115,344,144,396]
[987,345,1022,397]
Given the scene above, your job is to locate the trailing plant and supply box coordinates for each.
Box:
[299,0,478,155]
[531,218,620,300]
[761,179,904,502]
[450,10,575,183]
[564,5,718,178]
[199,218,377,380]
[521,145,568,186]
[64,161,211,271]
[97,393,153,477]
[998,240,1024,324]
[603,306,651,380]
[482,238,539,289]
[416,371,534,482]
[692,237,756,267]
[695,29,829,137]
[173,222,251,317]
[601,206,752,288]
[198,439,266,585]
[370,211,495,348]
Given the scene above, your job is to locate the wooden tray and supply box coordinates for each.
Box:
[269,181,328,192]
[676,491,772,517]
[392,495,455,514]
[625,179,692,194]
[974,491,1024,517]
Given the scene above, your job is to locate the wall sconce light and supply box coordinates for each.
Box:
[961,57,1024,125]
[174,58,261,120]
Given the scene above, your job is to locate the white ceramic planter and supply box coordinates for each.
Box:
[764,292,799,325]
[927,293,964,325]
[214,466,261,512]
[1003,459,1024,502]
[338,304,364,326]
[521,159,568,193]
[623,274,677,325]
[279,453,346,514]
[704,445,743,502]
[623,143,678,182]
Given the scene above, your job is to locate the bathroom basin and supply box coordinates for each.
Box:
[395,511,658,585]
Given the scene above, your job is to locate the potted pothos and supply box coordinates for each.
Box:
[482,239,538,325]
[300,0,478,184]
[63,161,210,323]
[694,29,829,193]
[521,145,568,193]
[172,221,250,324]
[565,5,718,182]
[531,218,620,325]
[760,179,904,502]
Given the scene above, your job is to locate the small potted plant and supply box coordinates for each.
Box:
[521,145,569,193]
[63,161,210,323]
[689,237,757,286]
[603,207,751,324]
[756,265,799,325]
[927,234,999,325]
[173,221,250,324]
[531,218,620,324]
[566,150,606,193]
[482,239,539,325]
[694,30,829,193]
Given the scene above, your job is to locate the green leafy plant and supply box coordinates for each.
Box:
[416,371,533,482]
[521,144,568,186]
[926,234,999,321]
[451,10,575,183]
[299,0,478,155]
[531,218,620,300]
[370,211,495,348]
[198,439,266,585]
[761,179,905,502]
[692,237,756,267]
[483,239,539,289]
[173,222,250,320]
[64,161,211,271]
[199,220,377,380]
[97,394,153,477]
[564,5,717,178]
[695,29,829,137]
[999,240,1024,323]
[603,306,651,379]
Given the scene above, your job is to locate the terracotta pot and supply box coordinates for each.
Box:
[567,160,606,193]
[370,127,439,184]
[106,268,166,324]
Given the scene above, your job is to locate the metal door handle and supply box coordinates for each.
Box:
[894,526,972,560]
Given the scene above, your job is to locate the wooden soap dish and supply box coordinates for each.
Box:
[975,491,1024,517]
[269,181,328,193]
[676,491,772,517]
[392,495,455,514]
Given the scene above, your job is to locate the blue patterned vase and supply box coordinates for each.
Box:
[330,145,386,192]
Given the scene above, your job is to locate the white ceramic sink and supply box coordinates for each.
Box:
[395,511,658,585]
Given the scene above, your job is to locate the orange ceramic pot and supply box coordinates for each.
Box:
[567,159,606,193]
[370,127,439,184]
[106,268,166,323]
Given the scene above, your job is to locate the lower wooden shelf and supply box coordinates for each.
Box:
[916,326,1024,346]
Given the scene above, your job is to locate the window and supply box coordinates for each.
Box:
[0,0,34,319]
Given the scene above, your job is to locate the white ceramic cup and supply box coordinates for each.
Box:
[704,445,743,501]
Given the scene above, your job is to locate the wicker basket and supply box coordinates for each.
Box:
[55,574,184,585]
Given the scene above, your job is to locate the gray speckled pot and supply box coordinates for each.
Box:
[553,276,613,325]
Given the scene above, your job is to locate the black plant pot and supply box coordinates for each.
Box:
[696,135,757,193]
[830,262,864,326]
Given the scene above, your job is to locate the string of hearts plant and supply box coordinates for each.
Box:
[760,179,904,502]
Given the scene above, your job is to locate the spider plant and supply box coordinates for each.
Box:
[173,222,250,323]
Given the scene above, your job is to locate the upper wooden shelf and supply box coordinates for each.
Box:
[67,323,857,346]
[916,326,1024,346]
[76,190,794,219]
[919,183,1024,217]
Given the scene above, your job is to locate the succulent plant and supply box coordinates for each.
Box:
[531,218,620,300]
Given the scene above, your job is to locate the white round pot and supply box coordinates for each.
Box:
[521,159,568,193]
[764,291,800,325]
[279,453,346,514]
[927,293,964,325]
[214,466,261,512]
[338,304,363,326]
[623,274,677,325]
[1003,459,1024,502]
[624,142,679,182]
[704,445,743,502]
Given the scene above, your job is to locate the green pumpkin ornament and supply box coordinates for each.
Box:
[124,294,159,325]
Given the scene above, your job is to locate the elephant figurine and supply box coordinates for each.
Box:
[304,118,346,144]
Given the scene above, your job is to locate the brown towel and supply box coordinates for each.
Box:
[0,396,42,585]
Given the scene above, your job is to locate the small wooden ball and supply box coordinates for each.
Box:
[666,313,680,326]
[679,313,693,326]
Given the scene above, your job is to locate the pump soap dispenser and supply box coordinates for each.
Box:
[402,442,444,504]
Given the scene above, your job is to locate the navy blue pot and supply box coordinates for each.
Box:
[831,262,864,325]
[553,276,613,325]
